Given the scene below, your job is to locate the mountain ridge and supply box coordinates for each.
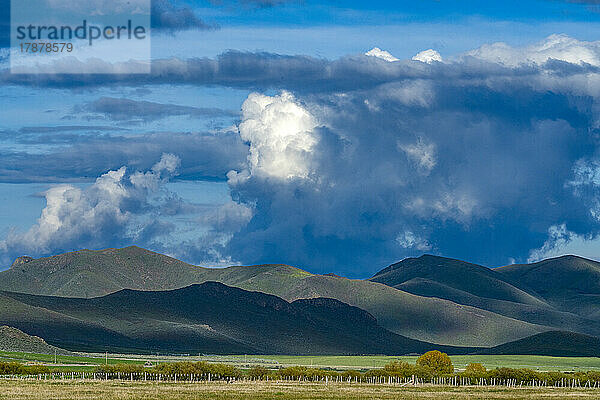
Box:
[2,247,600,348]
[0,281,475,355]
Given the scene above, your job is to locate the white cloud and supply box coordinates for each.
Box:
[0,154,180,259]
[399,138,437,174]
[528,224,600,262]
[465,34,600,67]
[412,49,442,64]
[383,80,435,107]
[234,91,319,181]
[198,201,253,233]
[365,47,399,62]
[396,230,431,251]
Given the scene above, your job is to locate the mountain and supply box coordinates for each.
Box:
[1,247,208,298]
[370,255,544,306]
[0,282,473,355]
[495,255,600,319]
[0,247,547,347]
[0,325,71,355]
[368,255,600,339]
[483,331,600,357]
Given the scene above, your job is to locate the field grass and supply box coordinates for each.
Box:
[0,380,597,399]
[199,354,600,371]
[2,350,600,373]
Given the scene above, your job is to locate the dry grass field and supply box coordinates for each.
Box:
[0,380,598,400]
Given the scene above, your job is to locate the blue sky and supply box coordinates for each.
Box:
[2,0,600,277]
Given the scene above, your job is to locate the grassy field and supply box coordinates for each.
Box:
[236,354,600,371]
[2,350,600,373]
[0,380,597,399]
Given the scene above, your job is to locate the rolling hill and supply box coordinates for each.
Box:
[0,282,474,355]
[483,331,600,357]
[0,247,547,347]
[0,325,71,355]
[495,255,600,319]
[370,255,544,306]
[2,247,208,298]
[367,255,600,339]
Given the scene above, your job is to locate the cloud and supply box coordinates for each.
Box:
[528,224,600,262]
[0,130,248,183]
[399,138,436,175]
[79,97,238,122]
[198,201,253,233]
[4,35,600,96]
[6,35,600,274]
[412,49,443,64]
[0,153,250,267]
[151,0,216,31]
[464,34,600,67]
[365,48,399,62]
[211,36,600,274]
[0,154,179,262]
[232,91,319,180]
[396,231,431,251]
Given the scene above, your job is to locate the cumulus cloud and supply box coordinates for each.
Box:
[465,34,600,67]
[7,35,600,273]
[0,153,250,267]
[365,48,399,62]
[412,49,443,64]
[214,36,600,274]
[528,224,600,262]
[233,91,319,180]
[0,154,178,262]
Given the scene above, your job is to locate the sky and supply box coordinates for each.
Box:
[2,0,600,277]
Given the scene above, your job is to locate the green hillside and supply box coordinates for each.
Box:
[1,247,208,298]
[393,277,600,338]
[0,247,546,347]
[495,255,600,319]
[0,325,71,355]
[0,283,474,355]
[483,331,600,357]
[370,255,544,306]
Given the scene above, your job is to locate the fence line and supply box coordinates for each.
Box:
[0,373,599,388]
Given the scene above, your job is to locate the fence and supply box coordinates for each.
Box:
[1,373,600,388]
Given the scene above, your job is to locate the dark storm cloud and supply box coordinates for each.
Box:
[151,0,217,31]
[1,51,554,91]
[225,87,598,275]
[79,97,238,122]
[4,36,600,274]
[0,130,248,183]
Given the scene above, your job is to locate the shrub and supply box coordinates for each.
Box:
[276,366,335,380]
[248,366,271,379]
[152,362,242,379]
[340,370,362,380]
[487,367,540,383]
[0,362,25,375]
[370,361,433,380]
[0,362,50,375]
[23,364,50,374]
[416,351,454,375]
[93,364,144,374]
[383,361,413,376]
[463,363,486,376]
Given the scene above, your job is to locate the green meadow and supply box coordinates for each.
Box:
[1,350,599,373]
